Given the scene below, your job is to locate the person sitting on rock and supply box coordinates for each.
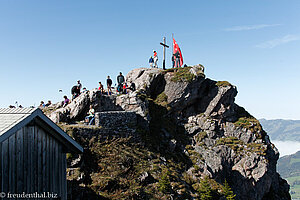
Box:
[122,82,128,94]
[63,96,70,107]
[127,81,136,92]
[82,87,88,93]
[39,101,45,108]
[85,105,95,125]
[45,100,52,107]
[98,82,104,94]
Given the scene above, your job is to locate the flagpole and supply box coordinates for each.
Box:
[172,33,174,68]
[172,33,174,54]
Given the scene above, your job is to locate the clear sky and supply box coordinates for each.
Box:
[0,0,300,120]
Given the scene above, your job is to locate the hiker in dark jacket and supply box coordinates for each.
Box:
[107,76,113,95]
[71,85,80,100]
[117,72,125,94]
[175,51,181,68]
[172,54,175,68]
[149,56,154,68]
[117,72,125,85]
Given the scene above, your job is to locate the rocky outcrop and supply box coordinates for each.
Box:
[115,91,150,122]
[53,65,290,200]
[124,65,290,200]
[49,89,122,123]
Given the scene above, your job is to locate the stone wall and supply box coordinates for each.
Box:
[95,111,137,132]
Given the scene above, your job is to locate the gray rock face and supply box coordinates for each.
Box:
[50,65,290,200]
[126,68,164,98]
[124,66,289,200]
[49,91,90,123]
[49,89,122,123]
[115,91,150,121]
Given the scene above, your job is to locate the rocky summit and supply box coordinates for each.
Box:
[46,65,291,200]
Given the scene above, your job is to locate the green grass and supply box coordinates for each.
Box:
[215,137,244,154]
[195,131,208,143]
[163,68,175,73]
[287,175,300,199]
[215,137,243,145]
[154,92,168,107]
[246,143,267,156]
[170,67,195,83]
[234,117,265,139]
[216,81,231,87]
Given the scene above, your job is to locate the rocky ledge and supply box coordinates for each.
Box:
[48,65,290,200]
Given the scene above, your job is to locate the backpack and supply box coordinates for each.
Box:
[117,84,122,92]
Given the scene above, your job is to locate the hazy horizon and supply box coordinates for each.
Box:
[272,140,300,157]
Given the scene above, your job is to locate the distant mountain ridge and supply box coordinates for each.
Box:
[259,119,300,141]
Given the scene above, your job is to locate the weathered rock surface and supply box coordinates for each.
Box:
[125,65,290,200]
[49,89,122,123]
[52,65,290,200]
[115,91,150,122]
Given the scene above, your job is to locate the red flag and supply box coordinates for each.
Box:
[173,38,183,66]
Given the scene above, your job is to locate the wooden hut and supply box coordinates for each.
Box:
[0,108,83,200]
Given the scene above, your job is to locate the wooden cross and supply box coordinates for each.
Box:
[160,37,169,70]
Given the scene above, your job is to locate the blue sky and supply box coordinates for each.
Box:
[0,0,300,119]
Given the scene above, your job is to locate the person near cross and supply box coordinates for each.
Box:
[153,50,158,68]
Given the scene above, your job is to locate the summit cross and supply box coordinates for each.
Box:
[160,37,169,70]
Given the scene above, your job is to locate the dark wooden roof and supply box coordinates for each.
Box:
[0,108,83,153]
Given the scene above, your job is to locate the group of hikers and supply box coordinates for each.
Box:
[37,47,183,125]
[39,100,52,108]
[148,50,182,68]
[149,50,159,68]
[59,72,136,125]
[38,49,182,125]
[69,73,136,102]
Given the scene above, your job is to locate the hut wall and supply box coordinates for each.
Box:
[0,125,67,200]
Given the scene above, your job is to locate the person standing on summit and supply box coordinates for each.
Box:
[117,72,125,93]
[153,50,158,68]
[174,51,181,68]
[106,76,113,95]
[117,72,125,85]
[77,80,82,92]
[149,56,154,68]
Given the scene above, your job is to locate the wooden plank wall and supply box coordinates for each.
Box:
[0,125,67,200]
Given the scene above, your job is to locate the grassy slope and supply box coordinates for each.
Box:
[278,151,300,199]
[287,176,300,200]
